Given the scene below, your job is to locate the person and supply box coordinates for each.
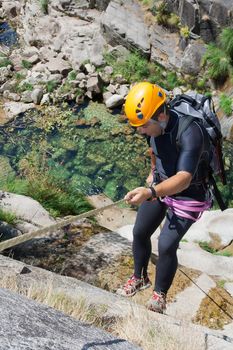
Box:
[117,82,212,314]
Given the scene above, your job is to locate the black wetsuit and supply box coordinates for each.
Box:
[133,111,211,294]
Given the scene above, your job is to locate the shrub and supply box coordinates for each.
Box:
[68,70,77,81]
[219,93,232,116]
[40,0,49,14]
[180,26,190,39]
[219,27,233,62]
[167,13,180,31]
[21,59,33,69]
[0,58,12,68]
[0,208,17,225]
[104,51,150,82]
[46,80,58,93]
[16,82,34,93]
[202,43,231,83]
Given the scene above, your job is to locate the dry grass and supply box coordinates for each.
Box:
[0,275,108,329]
[0,275,205,350]
[112,304,205,350]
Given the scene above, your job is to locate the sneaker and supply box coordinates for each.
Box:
[147,291,166,314]
[116,275,151,297]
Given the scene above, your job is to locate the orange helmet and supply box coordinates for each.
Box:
[124,82,166,126]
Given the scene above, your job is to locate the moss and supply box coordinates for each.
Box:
[193,287,233,329]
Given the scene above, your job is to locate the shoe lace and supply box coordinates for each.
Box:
[152,292,166,302]
[124,275,141,289]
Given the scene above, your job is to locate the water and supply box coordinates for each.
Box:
[0,102,150,201]
[0,22,18,47]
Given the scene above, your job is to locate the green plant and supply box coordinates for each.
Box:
[219,27,233,62]
[104,51,150,82]
[156,1,171,27]
[215,251,233,257]
[16,82,34,93]
[219,93,232,116]
[0,58,12,68]
[167,13,180,30]
[40,0,49,14]
[180,26,190,39]
[199,241,233,257]
[15,72,26,81]
[166,72,179,90]
[217,280,226,288]
[46,80,58,93]
[196,78,207,91]
[202,44,232,83]
[21,59,33,69]
[199,241,216,254]
[68,70,77,81]
[0,208,17,225]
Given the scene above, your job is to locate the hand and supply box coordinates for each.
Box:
[146,173,153,186]
[124,187,152,205]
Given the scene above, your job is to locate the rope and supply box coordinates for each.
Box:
[179,268,233,321]
[1,197,232,321]
[0,198,125,252]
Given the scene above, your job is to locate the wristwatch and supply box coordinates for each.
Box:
[149,185,157,199]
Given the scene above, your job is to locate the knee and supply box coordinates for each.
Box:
[133,224,148,241]
[158,237,178,256]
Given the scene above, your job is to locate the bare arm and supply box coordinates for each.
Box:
[124,171,192,205]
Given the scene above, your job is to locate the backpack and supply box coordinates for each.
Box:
[169,92,227,210]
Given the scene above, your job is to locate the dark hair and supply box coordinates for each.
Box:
[151,103,168,121]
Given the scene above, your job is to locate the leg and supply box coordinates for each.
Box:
[133,199,166,278]
[116,199,166,297]
[155,208,195,294]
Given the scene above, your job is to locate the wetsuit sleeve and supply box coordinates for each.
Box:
[176,121,204,176]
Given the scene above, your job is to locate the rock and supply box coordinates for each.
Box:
[31,88,43,104]
[0,66,12,84]
[106,84,117,94]
[0,191,55,227]
[40,93,50,105]
[21,90,33,103]
[104,65,113,75]
[105,94,124,109]
[150,23,182,70]
[0,288,141,350]
[76,72,86,81]
[173,87,183,96]
[60,231,132,283]
[101,0,150,56]
[3,102,35,121]
[166,0,233,42]
[1,1,21,18]
[103,91,112,103]
[84,62,96,74]
[117,84,129,98]
[86,75,103,94]
[0,80,16,93]
[225,283,233,298]
[44,57,72,76]
[0,222,21,242]
[220,115,233,142]
[2,91,21,102]
[180,42,206,75]
[185,209,233,249]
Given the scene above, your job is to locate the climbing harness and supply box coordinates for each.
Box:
[0,196,232,322]
[161,196,212,221]
[0,198,125,252]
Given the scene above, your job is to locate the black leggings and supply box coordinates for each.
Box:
[133,199,194,294]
